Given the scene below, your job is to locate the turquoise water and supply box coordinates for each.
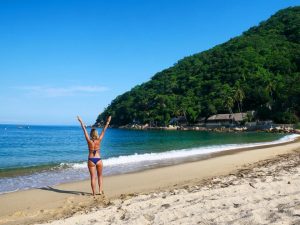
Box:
[0,124,297,194]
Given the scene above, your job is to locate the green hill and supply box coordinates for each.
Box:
[96,6,300,126]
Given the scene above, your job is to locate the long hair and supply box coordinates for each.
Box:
[90,128,99,140]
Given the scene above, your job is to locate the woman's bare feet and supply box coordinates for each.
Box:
[97,190,104,195]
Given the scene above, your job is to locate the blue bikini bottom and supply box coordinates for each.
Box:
[88,158,102,165]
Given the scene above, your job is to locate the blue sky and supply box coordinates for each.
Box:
[0,0,299,125]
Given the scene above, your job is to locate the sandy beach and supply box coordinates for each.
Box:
[0,139,300,225]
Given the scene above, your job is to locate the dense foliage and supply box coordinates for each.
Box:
[97,7,300,126]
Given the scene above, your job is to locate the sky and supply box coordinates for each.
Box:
[0,0,299,125]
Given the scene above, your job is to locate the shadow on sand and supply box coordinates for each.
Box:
[37,186,91,196]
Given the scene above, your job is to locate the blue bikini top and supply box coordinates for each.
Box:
[90,149,99,156]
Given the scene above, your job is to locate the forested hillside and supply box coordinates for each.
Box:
[97,7,300,126]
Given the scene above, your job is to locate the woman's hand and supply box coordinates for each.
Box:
[107,116,111,124]
[77,116,83,123]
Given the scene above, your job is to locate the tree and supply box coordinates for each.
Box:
[234,82,245,113]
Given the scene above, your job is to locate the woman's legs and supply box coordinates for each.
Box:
[88,162,97,196]
[96,160,103,194]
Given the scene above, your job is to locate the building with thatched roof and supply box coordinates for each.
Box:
[206,113,248,127]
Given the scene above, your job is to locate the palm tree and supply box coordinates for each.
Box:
[225,96,234,114]
[265,80,276,110]
[266,80,275,98]
[234,85,245,113]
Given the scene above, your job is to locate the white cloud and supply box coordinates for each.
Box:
[17,85,109,97]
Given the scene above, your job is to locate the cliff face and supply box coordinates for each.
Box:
[97,7,300,126]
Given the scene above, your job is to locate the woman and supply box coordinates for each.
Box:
[77,115,111,196]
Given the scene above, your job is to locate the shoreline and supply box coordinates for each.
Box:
[115,124,300,133]
[0,138,299,224]
[0,133,298,194]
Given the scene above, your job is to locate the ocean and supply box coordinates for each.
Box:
[0,124,298,194]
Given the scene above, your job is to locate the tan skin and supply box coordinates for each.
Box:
[77,116,111,196]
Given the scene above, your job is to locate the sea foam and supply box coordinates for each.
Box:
[69,134,300,169]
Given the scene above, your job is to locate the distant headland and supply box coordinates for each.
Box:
[96,7,300,131]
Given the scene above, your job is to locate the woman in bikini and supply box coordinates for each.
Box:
[77,115,111,196]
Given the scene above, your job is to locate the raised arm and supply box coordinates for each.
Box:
[99,116,111,141]
[77,116,90,142]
